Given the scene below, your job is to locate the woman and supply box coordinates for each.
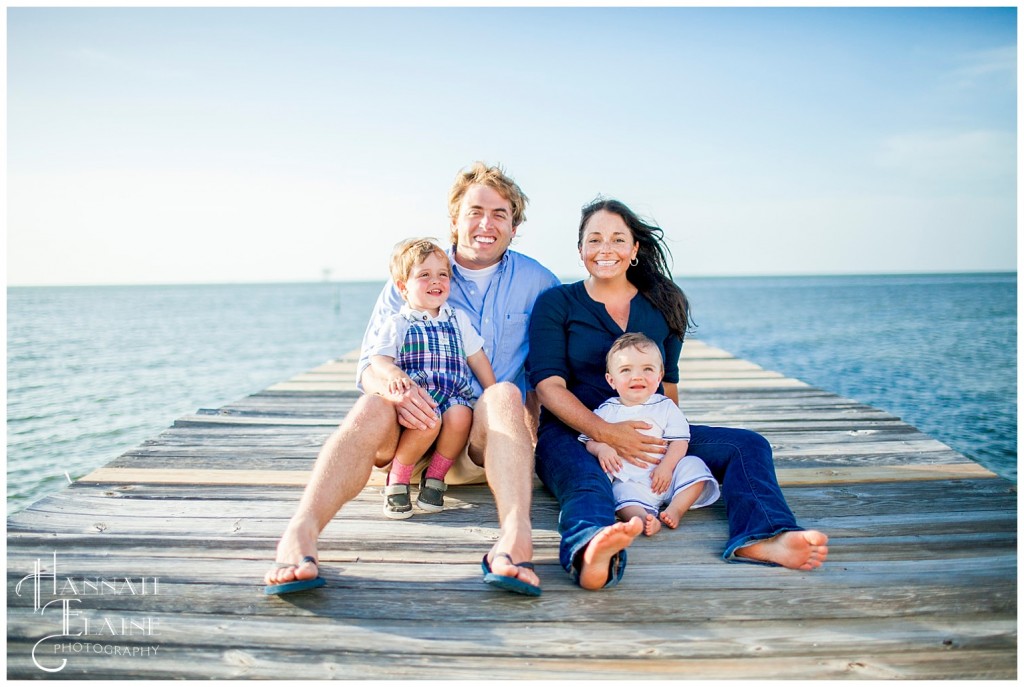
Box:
[528,198,828,590]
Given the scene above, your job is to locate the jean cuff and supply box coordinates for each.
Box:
[722,527,805,566]
[568,529,629,588]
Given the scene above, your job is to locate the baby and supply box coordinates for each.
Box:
[581,332,720,536]
[364,238,496,519]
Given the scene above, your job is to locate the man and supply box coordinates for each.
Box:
[264,162,560,596]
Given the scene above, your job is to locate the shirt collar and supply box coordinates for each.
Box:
[447,246,509,281]
[399,302,455,322]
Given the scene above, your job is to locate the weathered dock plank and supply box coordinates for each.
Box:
[7,340,1015,679]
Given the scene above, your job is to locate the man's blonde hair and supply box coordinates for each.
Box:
[447,162,529,244]
[389,237,449,284]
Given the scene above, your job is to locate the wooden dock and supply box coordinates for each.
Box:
[7,340,1016,679]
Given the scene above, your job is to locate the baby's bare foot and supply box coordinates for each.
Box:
[642,513,662,536]
[659,509,682,529]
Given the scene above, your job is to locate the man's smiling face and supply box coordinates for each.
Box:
[451,184,517,270]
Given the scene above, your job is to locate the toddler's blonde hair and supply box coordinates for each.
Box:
[389,237,449,284]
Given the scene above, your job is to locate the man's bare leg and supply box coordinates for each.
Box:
[473,383,540,589]
[579,516,644,590]
[265,395,398,585]
[734,530,829,571]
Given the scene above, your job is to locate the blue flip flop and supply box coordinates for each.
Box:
[263,556,326,595]
[481,553,542,597]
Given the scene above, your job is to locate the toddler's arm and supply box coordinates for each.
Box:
[650,439,689,494]
[466,349,497,389]
[368,354,414,398]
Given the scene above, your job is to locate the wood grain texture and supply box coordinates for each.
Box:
[7,342,1016,679]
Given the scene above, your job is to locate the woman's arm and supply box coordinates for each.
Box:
[662,382,679,405]
[535,376,666,466]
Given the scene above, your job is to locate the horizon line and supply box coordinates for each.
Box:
[7,269,1017,289]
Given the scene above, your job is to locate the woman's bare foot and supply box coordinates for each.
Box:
[735,530,829,570]
[642,513,662,536]
[487,523,540,589]
[579,517,644,590]
[264,520,320,585]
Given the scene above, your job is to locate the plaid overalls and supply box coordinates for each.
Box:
[396,313,476,417]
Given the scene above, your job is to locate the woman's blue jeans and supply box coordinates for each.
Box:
[535,421,803,587]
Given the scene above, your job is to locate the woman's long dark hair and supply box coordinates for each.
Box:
[578,198,692,339]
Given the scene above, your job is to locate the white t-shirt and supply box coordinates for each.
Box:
[579,393,691,483]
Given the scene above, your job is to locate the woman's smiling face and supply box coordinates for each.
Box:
[579,209,638,281]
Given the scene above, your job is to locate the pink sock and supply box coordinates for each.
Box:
[425,451,455,481]
[388,460,415,486]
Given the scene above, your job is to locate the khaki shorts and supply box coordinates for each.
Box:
[369,443,487,487]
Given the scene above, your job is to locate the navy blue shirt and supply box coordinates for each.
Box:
[528,280,682,430]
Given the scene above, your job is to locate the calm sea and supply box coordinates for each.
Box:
[6,273,1016,515]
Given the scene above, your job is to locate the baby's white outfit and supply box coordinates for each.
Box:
[580,394,720,515]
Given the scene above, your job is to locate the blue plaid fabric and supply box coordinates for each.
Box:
[396,316,475,416]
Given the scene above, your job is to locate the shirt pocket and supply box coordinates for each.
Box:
[498,312,530,362]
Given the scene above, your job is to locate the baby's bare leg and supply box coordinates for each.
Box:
[659,482,706,529]
[618,504,661,536]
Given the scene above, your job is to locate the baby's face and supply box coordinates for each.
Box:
[605,345,664,406]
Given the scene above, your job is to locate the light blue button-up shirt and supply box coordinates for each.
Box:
[358,248,561,400]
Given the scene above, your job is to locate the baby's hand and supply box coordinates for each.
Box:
[595,445,623,475]
[650,463,672,494]
[386,373,413,397]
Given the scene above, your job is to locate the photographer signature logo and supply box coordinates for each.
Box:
[15,552,161,673]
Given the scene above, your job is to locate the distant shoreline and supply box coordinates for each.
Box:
[7,270,1017,290]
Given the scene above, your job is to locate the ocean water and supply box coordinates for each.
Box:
[6,282,382,516]
[678,273,1016,483]
[6,273,1016,515]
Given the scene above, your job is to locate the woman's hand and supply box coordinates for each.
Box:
[535,376,667,467]
[600,420,667,468]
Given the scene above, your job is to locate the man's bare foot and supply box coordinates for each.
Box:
[642,513,662,536]
[264,521,320,585]
[579,517,644,590]
[487,526,540,590]
[735,530,829,570]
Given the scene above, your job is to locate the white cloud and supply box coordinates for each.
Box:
[946,45,1016,89]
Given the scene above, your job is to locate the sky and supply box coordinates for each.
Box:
[5,6,1018,285]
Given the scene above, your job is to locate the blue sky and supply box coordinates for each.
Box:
[6,7,1017,285]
